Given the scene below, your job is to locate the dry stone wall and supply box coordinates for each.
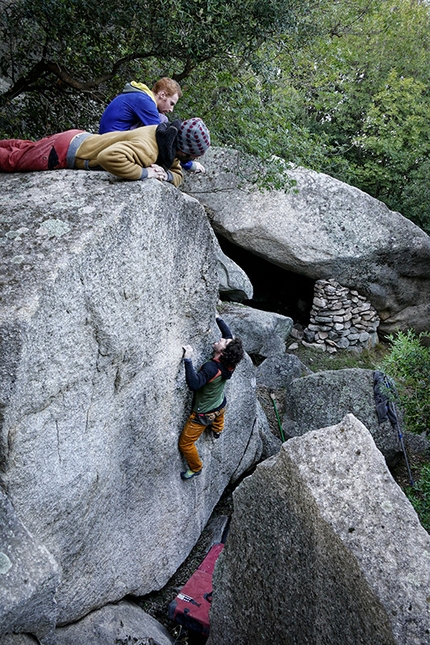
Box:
[302,279,380,352]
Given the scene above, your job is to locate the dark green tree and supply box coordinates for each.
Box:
[0,0,314,137]
[276,0,430,232]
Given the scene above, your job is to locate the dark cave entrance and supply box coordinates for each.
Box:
[217,236,315,326]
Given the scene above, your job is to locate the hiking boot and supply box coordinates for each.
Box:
[180,469,202,480]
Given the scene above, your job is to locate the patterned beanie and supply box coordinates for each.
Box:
[177,118,210,156]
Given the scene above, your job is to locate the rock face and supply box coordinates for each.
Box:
[218,302,293,358]
[254,399,282,461]
[183,148,430,335]
[214,238,253,301]
[0,635,38,645]
[207,414,430,645]
[256,353,311,389]
[283,368,401,465]
[55,601,175,645]
[0,489,59,645]
[0,172,261,637]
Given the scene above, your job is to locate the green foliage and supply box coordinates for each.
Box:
[345,71,430,231]
[406,464,430,533]
[176,48,331,190]
[183,0,430,208]
[279,0,430,233]
[379,330,430,436]
[0,0,313,137]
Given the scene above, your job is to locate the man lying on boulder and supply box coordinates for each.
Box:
[179,316,244,481]
[0,118,210,187]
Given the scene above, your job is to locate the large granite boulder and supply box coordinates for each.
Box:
[229,362,283,483]
[0,172,262,637]
[208,414,430,645]
[55,601,174,645]
[214,236,253,301]
[282,368,401,465]
[256,353,312,389]
[183,148,430,335]
[0,489,59,645]
[218,302,293,358]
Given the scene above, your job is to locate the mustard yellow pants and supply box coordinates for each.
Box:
[178,408,225,472]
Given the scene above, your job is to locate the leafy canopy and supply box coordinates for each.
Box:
[0,0,314,136]
[274,0,430,232]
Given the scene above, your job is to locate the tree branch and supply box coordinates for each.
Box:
[44,52,161,90]
[0,50,161,101]
[174,56,196,82]
[1,60,48,101]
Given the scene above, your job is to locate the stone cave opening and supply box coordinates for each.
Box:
[217,236,315,326]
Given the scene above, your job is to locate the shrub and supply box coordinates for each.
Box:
[406,464,430,533]
[379,330,430,436]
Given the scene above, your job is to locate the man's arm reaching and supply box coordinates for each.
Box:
[182,344,220,391]
[216,316,233,340]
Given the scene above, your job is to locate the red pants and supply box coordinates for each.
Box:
[0,129,84,172]
[179,409,225,472]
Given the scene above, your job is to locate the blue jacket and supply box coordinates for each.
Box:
[99,83,160,134]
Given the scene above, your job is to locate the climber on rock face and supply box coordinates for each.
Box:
[178,316,244,481]
[0,117,210,187]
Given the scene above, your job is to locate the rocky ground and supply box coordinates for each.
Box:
[130,342,429,644]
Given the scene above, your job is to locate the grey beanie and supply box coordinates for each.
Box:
[177,118,210,156]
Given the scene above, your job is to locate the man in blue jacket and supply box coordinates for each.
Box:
[179,317,244,480]
[99,77,181,133]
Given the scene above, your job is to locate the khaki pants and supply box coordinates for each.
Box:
[178,408,225,472]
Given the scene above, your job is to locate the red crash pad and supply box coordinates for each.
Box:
[168,543,224,635]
